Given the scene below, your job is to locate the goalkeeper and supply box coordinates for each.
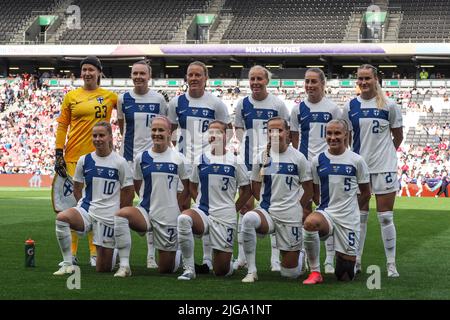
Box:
[53,56,117,267]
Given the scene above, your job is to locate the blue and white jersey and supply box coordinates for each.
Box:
[234,93,290,171]
[190,151,250,225]
[342,97,402,173]
[117,90,168,162]
[134,148,190,225]
[251,146,312,223]
[312,149,370,229]
[74,151,133,225]
[290,97,342,161]
[168,92,231,163]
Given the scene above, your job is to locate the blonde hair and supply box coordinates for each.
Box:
[358,64,387,109]
[188,61,209,78]
[249,65,272,81]
[93,121,113,149]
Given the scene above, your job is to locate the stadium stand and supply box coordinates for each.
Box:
[0,0,56,43]
[57,0,209,44]
[221,0,371,42]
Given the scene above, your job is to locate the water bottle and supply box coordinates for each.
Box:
[25,238,35,267]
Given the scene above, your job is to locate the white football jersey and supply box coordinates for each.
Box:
[290,97,342,161]
[74,151,133,225]
[134,148,190,225]
[168,92,231,163]
[342,97,402,173]
[117,90,168,162]
[234,93,290,170]
[190,151,250,225]
[312,149,370,229]
[251,146,312,223]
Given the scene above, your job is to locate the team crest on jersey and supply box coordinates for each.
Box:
[373,109,379,116]
[168,164,175,171]
[156,164,164,171]
[224,166,230,173]
[324,114,330,121]
[108,169,115,177]
[97,168,104,175]
[149,104,155,112]
[192,108,198,115]
[97,96,104,104]
[287,164,294,172]
[202,109,209,117]
[345,166,353,174]
[63,179,74,196]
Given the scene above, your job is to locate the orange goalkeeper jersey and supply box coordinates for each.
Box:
[56,87,117,162]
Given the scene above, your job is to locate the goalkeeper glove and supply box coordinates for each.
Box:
[54,149,67,178]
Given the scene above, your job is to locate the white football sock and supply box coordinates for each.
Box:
[242,211,261,274]
[177,214,195,271]
[304,230,320,272]
[147,231,155,259]
[378,211,396,264]
[55,220,72,265]
[114,216,131,268]
[237,213,246,263]
[202,234,212,264]
[225,260,234,277]
[172,250,182,273]
[325,236,335,265]
[270,233,280,264]
[280,265,302,279]
[357,210,369,264]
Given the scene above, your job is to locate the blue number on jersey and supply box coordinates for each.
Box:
[222,177,230,191]
[291,226,300,241]
[285,176,293,190]
[348,231,355,246]
[344,177,351,191]
[167,227,175,242]
[168,175,174,189]
[226,228,233,243]
[103,181,115,195]
[385,173,393,183]
[372,120,380,133]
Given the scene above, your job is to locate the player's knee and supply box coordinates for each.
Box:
[241,211,260,230]
[335,254,355,281]
[115,208,130,219]
[177,214,193,232]
[377,211,393,226]
[303,215,320,232]
[56,212,69,223]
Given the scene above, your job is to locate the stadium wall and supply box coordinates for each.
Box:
[0,174,53,187]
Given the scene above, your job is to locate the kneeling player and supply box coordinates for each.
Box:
[54,122,134,275]
[241,117,313,283]
[113,116,190,277]
[303,120,371,284]
[177,120,252,280]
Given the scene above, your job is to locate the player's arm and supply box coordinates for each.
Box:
[312,183,320,206]
[189,182,198,201]
[291,131,299,149]
[391,127,403,150]
[120,185,135,208]
[133,180,142,196]
[171,123,178,146]
[300,179,314,215]
[235,126,244,143]
[178,179,190,211]
[118,119,124,136]
[73,181,83,202]
[358,183,371,208]
[251,180,261,200]
[54,96,71,177]
[235,184,252,212]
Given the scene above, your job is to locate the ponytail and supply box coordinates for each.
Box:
[358,64,386,109]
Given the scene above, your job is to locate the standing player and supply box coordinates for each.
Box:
[54,56,118,267]
[241,117,313,283]
[399,171,411,197]
[177,120,251,280]
[117,60,168,269]
[290,68,342,275]
[113,116,190,277]
[234,65,290,272]
[416,173,424,197]
[303,120,371,283]
[168,61,232,271]
[342,64,403,277]
[53,122,134,275]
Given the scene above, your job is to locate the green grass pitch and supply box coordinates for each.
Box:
[1,187,449,300]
